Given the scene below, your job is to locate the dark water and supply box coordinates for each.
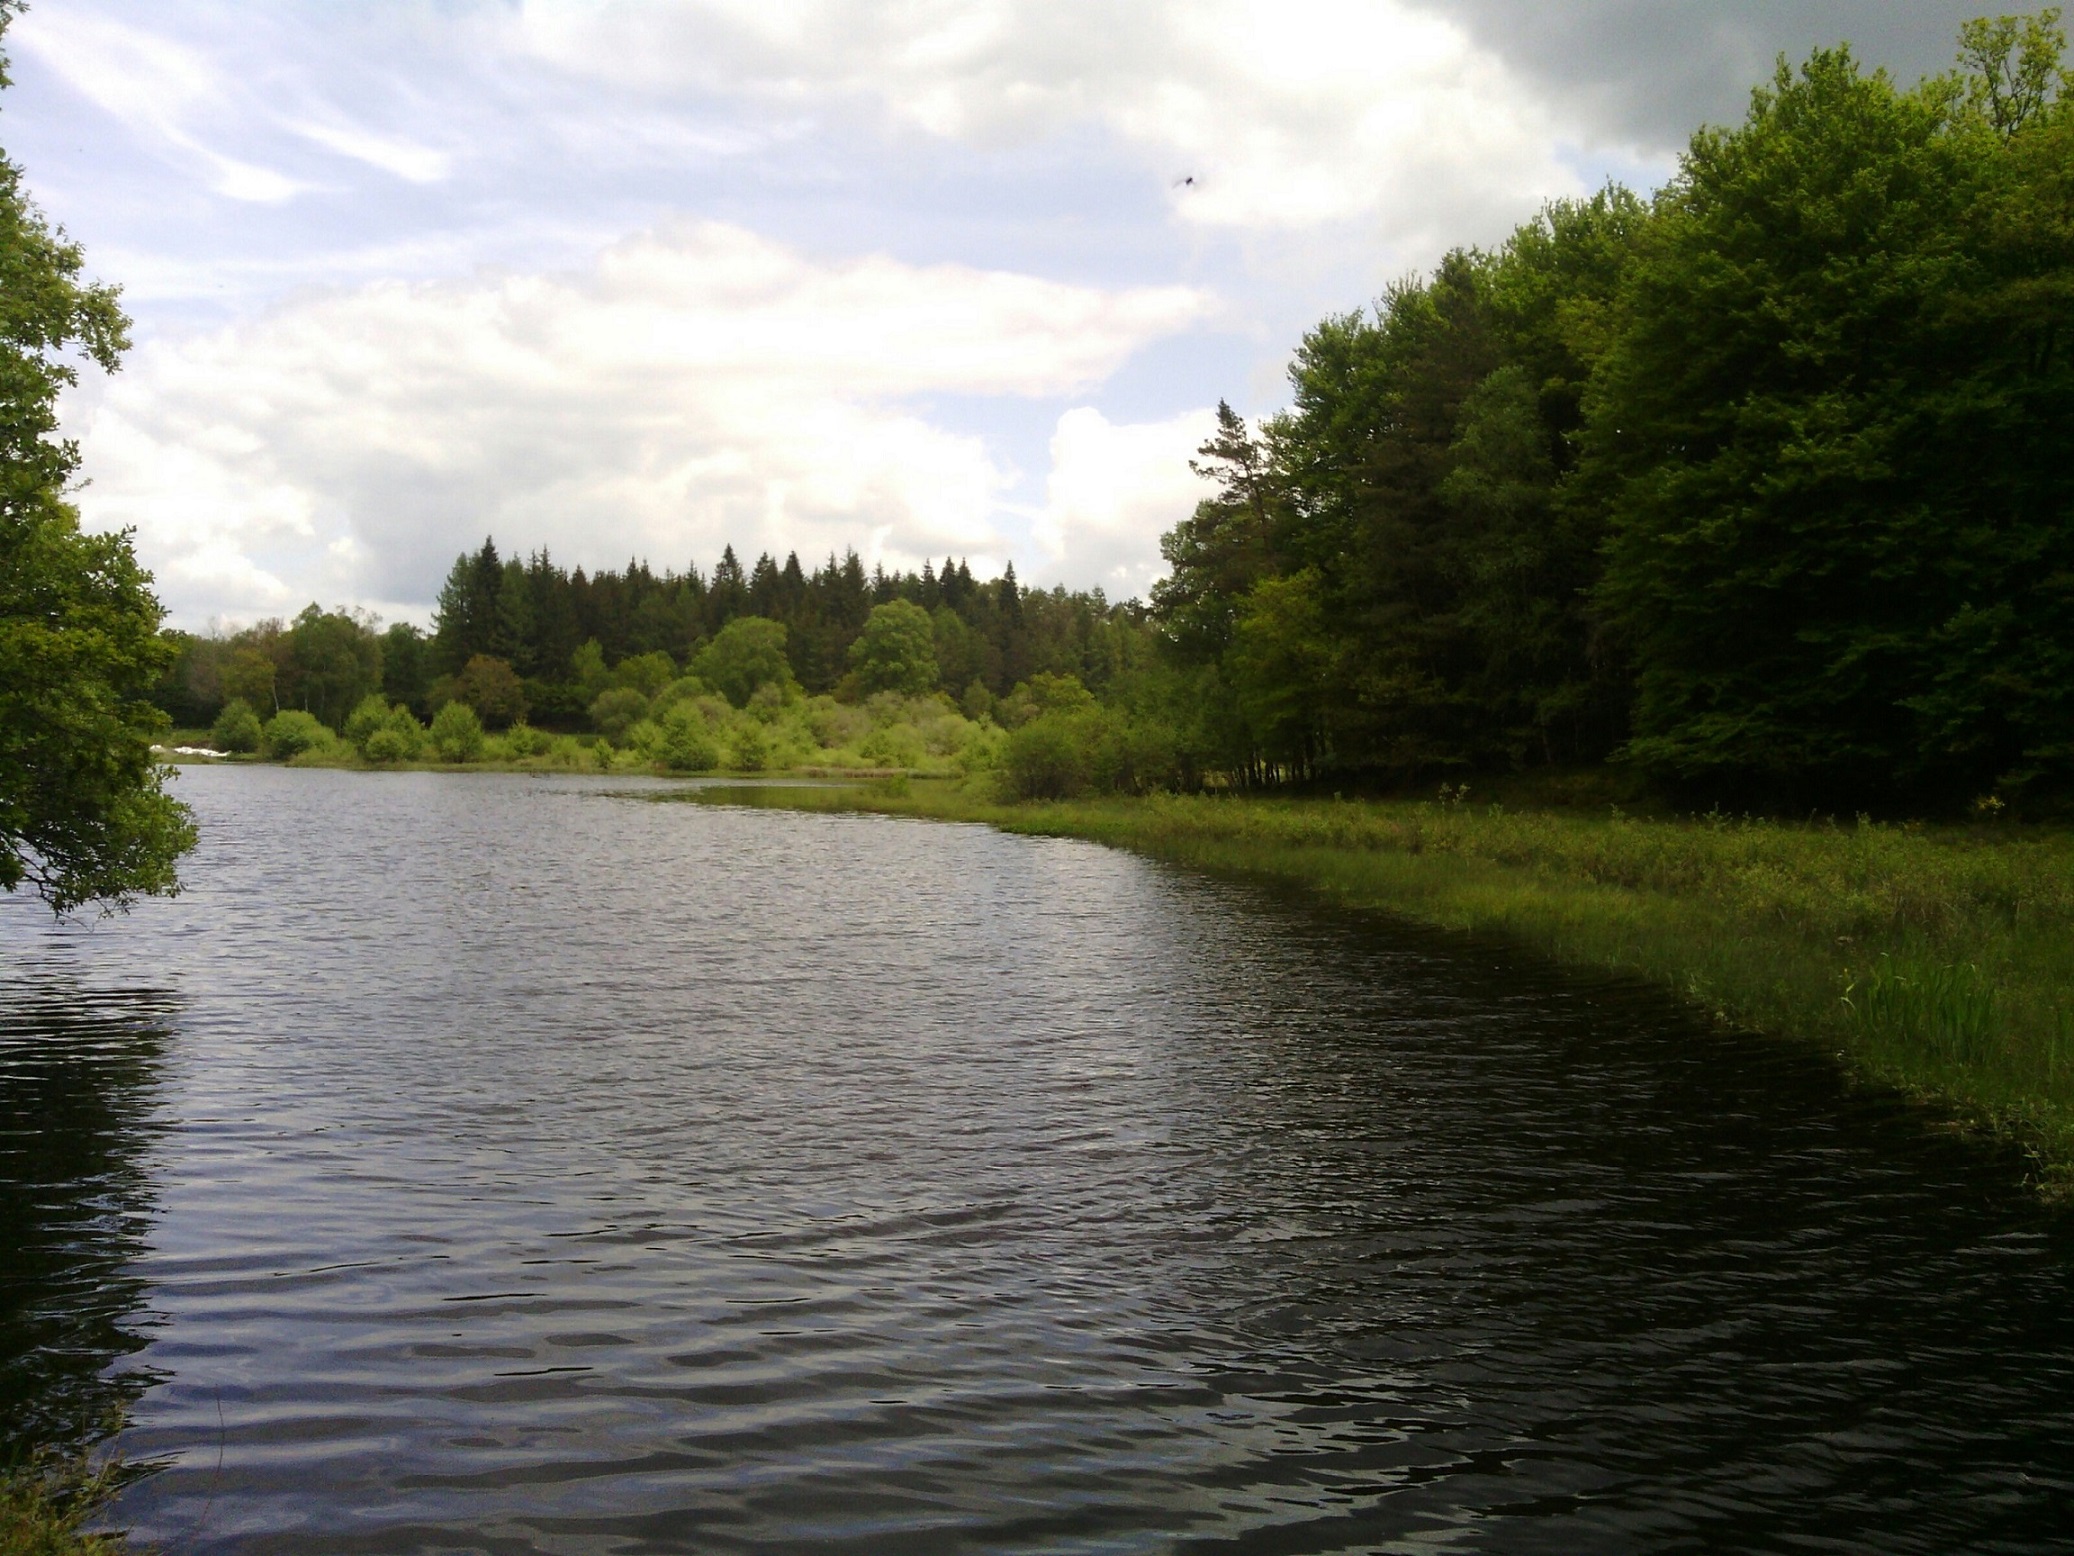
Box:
[2,767,2071,1554]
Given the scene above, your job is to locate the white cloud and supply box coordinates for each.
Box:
[287,119,452,185]
[514,0,1589,241]
[1032,406,1217,598]
[68,222,1211,625]
[14,9,304,202]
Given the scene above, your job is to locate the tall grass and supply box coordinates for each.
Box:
[0,1447,129,1555]
[700,783,2074,1186]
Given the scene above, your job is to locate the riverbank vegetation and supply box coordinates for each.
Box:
[0,1448,126,1556]
[699,779,2074,1187]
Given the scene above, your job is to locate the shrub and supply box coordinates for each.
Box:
[343,692,392,753]
[589,686,650,740]
[429,701,486,762]
[650,676,710,717]
[729,721,771,772]
[210,697,263,753]
[505,720,553,757]
[263,709,333,760]
[347,694,424,761]
[1001,711,1089,798]
[859,723,922,769]
[658,705,720,772]
[363,725,415,764]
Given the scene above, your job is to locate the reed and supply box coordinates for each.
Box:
[0,1447,128,1556]
[694,782,2074,1188]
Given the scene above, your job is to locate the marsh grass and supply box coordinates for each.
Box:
[698,782,2074,1187]
[0,1446,131,1556]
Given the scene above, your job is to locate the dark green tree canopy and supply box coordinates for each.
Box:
[1140,13,2074,809]
[0,3,195,911]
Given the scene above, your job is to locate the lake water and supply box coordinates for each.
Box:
[3,765,2071,1553]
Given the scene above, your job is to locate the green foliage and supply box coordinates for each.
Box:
[656,703,719,772]
[1129,16,2074,810]
[1001,713,1092,799]
[343,693,390,751]
[588,686,649,740]
[362,725,415,764]
[571,638,609,697]
[453,653,526,728]
[1842,954,1999,1068]
[262,708,333,760]
[503,720,552,757]
[380,621,431,712]
[1588,33,2074,806]
[849,599,939,695]
[221,643,277,711]
[211,697,263,754]
[284,604,381,729]
[999,701,1184,799]
[694,616,794,707]
[0,1444,127,1556]
[345,693,423,762]
[728,720,771,772]
[995,671,1095,729]
[612,650,678,698]
[429,700,486,762]
[1957,7,2069,134]
[0,17,195,912]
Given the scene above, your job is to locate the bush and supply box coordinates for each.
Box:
[429,701,486,762]
[658,705,720,772]
[346,694,424,761]
[364,725,416,764]
[263,709,333,760]
[589,686,650,740]
[650,676,711,717]
[859,723,922,768]
[1001,711,1090,798]
[729,721,770,772]
[504,720,553,757]
[210,697,263,753]
[343,692,392,752]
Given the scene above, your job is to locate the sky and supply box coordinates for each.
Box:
[8,0,1991,629]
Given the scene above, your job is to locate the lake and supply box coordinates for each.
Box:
[3,764,2071,1553]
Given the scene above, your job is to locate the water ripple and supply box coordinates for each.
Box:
[1,765,2070,1553]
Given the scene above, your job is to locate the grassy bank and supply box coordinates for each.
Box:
[0,1450,127,1556]
[695,781,2074,1189]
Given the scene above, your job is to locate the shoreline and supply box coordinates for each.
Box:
[679,780,2074,1195]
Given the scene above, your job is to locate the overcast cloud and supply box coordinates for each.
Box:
[6,0,2002,627]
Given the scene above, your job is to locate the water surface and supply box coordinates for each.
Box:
[2,765,2070,1553]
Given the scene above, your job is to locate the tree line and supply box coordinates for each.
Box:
[1153,14,2074,811]
[156,14,2074,814]
[156,546,1153,735]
